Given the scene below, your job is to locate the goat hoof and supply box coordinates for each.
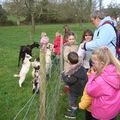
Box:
[36,90,39,94]
[32,89,35,94]
[19,84,22,87]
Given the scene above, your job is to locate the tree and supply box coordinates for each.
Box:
[24,0,49,32]
[2,0,104,24]
[3,0,25,25]
[98,0,103,12]
[106,3,120,18]
[0,4,7,23]
[24,0,36,33]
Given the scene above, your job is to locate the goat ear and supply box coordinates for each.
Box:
[25,53,30,58]
[25,53,28,56]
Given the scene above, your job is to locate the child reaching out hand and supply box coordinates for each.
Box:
[86,46,120,120]
[78,29,93,71]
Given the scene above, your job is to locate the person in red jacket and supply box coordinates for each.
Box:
[53,32,66,55]
[53,32,66,64]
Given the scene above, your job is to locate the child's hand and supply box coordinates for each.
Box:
[80,43,85,49]
[61,71,64,74]
[87,67,96,76]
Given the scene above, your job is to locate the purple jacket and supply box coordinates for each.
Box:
[86,64,120,120]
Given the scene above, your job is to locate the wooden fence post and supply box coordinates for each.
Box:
[39,49,46,120]
[60,35,63,73]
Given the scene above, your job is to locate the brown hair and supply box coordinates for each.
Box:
[66,31,76,41]
[68,52,78,64]
[81,29,93,43]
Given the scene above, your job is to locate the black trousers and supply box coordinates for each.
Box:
[85,111,117,120]
[85,110,96,120]
[68,92,78,107]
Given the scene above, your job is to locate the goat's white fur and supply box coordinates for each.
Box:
[32,69,40,93]
[46,43,54,78]
[31,59,40,78]
[14,54,32,87]
[31,58,40,93]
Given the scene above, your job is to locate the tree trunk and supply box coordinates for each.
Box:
[31,13,35,33]
[16,15,20,26]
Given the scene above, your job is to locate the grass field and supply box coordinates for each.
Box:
[0,23,119,120]
[8,16,25,23]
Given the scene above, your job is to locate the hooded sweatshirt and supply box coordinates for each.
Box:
[85,16,116,56]
[86,64,120,120]
[62,61,87,96]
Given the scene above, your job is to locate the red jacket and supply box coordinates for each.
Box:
[53,35,66,55]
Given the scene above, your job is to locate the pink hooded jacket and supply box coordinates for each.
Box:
[86,64,120,120]
[40,36,49,45]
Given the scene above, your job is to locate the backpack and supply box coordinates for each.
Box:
[98,21,120,58]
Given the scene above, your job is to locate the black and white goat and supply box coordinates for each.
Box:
[31,57,40,93]
[18,42,39,67]
[31,57,40,77]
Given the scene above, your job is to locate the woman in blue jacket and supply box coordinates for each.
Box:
[81,11,117,57]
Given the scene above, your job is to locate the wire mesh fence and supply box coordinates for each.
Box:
[13,54,63,120]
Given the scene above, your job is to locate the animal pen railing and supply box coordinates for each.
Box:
[13,38,63,120]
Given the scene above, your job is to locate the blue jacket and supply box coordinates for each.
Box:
[85,16,116,56]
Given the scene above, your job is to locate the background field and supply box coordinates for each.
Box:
[0,24,119,120]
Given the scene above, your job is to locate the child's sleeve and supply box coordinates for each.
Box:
[53,38,58,48]
[79,85,92,111]
[63,46,70,62]
[62,72,78,85]
[77,45,85,59]
[86,75,104,97]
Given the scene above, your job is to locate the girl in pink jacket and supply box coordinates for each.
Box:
[86,46,120,120]
[40,32,49,51]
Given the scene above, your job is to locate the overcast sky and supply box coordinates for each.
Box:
[103,0,120,8]
[0,0,120,8]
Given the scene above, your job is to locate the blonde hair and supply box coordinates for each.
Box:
[56,32,60,37]
[92,46,120,76]
[41,32,47,37]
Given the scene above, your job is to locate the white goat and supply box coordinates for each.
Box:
[14,54,32,87]
[46,43,54,78]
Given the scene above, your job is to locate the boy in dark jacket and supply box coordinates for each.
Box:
[62,52,87,119]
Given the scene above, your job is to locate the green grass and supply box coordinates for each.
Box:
[8,15,25,22]
[1,23,119,120]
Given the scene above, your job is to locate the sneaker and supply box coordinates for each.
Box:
[67,107,72,112]
[64,111,76,119]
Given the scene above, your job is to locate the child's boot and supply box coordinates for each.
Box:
[65,107,77,119]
